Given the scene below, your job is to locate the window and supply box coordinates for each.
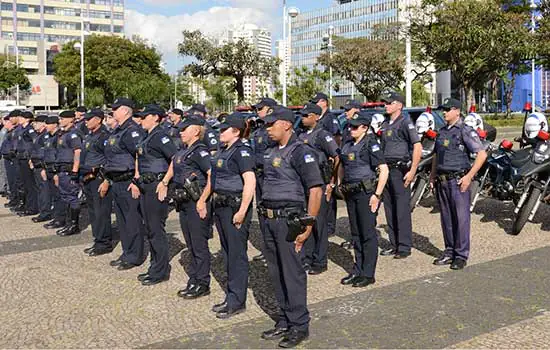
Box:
[113,25,123,33]
[113,12,124,20]
[45,34,79,43]
[18,47,38,55]
[113,0,124,6]
[17,32,41,41]
[1,2,12,11]
[89,23,111,32]
[44,6,81,17]
[87,10,111,19]
[44,20,81,30]
[90,0,109,4]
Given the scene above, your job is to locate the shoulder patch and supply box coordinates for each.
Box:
[371,144,380,152]
[304,154,315,163]
[240,150,250,157]
[71,133,77,139]
[199,151,209,158]
[325,135,333,142]
[408,123,415,130]
[29,129,35,133]
[471,130,478,138]
[131,131,140,138]
[332,119,338,124]
[208,132,215,138]
[210,139,218,145]
[161,136,170,144]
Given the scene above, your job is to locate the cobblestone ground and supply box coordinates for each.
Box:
[0,184,549,348]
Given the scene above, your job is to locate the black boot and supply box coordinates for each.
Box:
[57,208,80,236]
[44,219,65,229]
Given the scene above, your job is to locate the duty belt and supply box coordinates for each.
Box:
[212,192,242,209]
[55,163,73,173]
[340,178,376,195]
[82,168,101,185]
[140,172,166,184]
[31,159,46,169]
[106,170,134,183]
[258,206,304,219]
[436,170,467,182]
[387,160,410,170]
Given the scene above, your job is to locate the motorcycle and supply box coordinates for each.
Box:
[511,137,550,235]
[410,130,437,211]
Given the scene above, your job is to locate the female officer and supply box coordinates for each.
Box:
[133,105,178,286]
[338,111,389,288]
[158,116,212,300]
[209,112,256,319]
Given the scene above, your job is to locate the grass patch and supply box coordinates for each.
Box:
[487,118,524,127]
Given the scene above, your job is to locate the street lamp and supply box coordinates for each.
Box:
[73,42,84,106]
[322,25,334,108]
[282,6,300,106]
[6,33,20,105]
[530,0,537,109]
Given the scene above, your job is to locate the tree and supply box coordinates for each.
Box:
[178,30,279,103]
[410,0,533,107]
[53,35,171,106]
[170,74,195,107]
[317,37,405,101]
[274,66,330,106]
[202,76,237,113]
[0,54,31,99]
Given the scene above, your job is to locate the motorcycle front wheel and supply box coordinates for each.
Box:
[410,177,428,212]
[511,187,542,235]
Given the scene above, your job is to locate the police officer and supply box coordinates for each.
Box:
[16,111,39,216]
[341,100,362,144]
[99,98,146,270]
[209,112,256,319]
[188,104,219,154]
[29,115,52,223]
[81,109,113,256]
[430,98,487,270]
[75,106,89,135]
[166,108,184,150]
[1,113,18,208]
[298,103,340,275]
[132,105,177,285]
[379,92,422,259]
[104,112,118,131]
[250,97,278,264]
[43,117,65,230]
[258,106,323,348]
[160,116,213,299]
[54,110,83,236]
[338,111,389,287]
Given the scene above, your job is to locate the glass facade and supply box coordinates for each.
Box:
[291,0,400,97]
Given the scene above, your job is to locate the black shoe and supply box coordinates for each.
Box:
[109,258,123,267]
[44,220,65,229]
[18,210,38,217]
[261,327,288,340]
[380,248,397,256]
[137,272,150,282]
[278,329,309,348]
[340,241,353,249]
[117,261,137,271]
[211,300,228,313]
[433,256,453,266]
[302,263,311,273]
[83,246,96,254]
[450,259,467,270]
[183,284,210,299]
[352,276,376,288]
[57,224,80,236]
[32,214,52,223]
[252,253,266,262]
[340,274,359,285]
[177,284,196,298]
[88,247,113,257]
[308,266,327,275]
[216,305,246,319]
[393,252,411,259]
[141,275,169,286]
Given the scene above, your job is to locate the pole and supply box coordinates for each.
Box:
[282,2,287,106]
[531,0,536,109]
[328,26,333,109]
[174,74,177,109]
[405,0,412,107]
[15,46,19,105]
[80,14,86,106]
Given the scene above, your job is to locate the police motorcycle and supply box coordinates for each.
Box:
[410,110,438,211]
[511,112,550,235]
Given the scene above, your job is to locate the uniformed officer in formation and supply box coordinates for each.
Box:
[165,108,184,150]
[250,97,278,264]
[210,112,256,319]
[54,110,83,236]
[100,98,146,271]
[259,105,323,348]
[1,113,18,208]
[160,115,213,299]
[379,92,422,259]
[16,111,39,216]
[43,116,65,230]
[298,103,340,275]
[134,105,177,285]
[430,98,487,270]
[338,111,389,287]
[29,115,52,223]
[340,99,362,144]
[80,109,113,257]
[188,104,219,154]
[75,106,89,135]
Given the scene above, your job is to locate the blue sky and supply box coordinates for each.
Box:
[124,0,335,74]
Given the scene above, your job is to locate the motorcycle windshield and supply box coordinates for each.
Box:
[519,141,550,177]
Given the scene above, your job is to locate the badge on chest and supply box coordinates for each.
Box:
[138,146,144,155]
[216,159,224,168]
[386,130,393,137]
[109,137,116,146]
[272,157,282,167]
[347,152,356,161]
[443,139,450,147]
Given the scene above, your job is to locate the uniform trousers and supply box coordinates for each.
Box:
[33,168,52,217]
[304,186,329,268]
[57,172,80,209]
[83,177,113,250]
[435,178,471,261]
[19,159,38,211]
[4,159,17,202]
[47,169,65,223]
[383,167,413,253]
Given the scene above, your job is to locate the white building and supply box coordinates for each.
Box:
[275,39,290,94]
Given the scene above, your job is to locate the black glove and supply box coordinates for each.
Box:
[69,171,80,182]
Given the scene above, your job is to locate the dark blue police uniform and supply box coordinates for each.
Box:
[29,120,52,221]
[380,114,420,255]
[298,123,339,273]
[43,121,65,229]
[166,122,184,151]
[16,120,39,214]
[81,120,113,253]
[104,116,146,267]
[434,119,484,263]
[212,138,255,312]
[137,122,177,282]
[1,126,18,206]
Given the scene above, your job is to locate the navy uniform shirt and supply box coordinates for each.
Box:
[298,124,340,160]
[203,125,219,153]
[435,119,485,173]
[43,131,58,165]
[251,123,277,170]
[137,125,178,174]
[318,110,340,136]
[55,126,83,164]
[30,130,49,162]
[172,141,211,187]
[380,114,421,163]
[76,119,89,135]
[16,123,37,159]
[341,135,385,184]
[1,129,16,157]
[212,139,255,194]
[104,118,144,172]
[81,125,110,172]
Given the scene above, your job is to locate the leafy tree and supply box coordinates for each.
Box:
[274,66,329,106]
[178,30,279,103]
[317,37,404,101]
[53,35,170,106]
[0,54,31,99]
[170,74,195,107]
[202,76,236,113]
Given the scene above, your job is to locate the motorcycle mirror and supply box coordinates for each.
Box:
[425,129,437,139]
[538,130,550,141]
[500,139,514,150]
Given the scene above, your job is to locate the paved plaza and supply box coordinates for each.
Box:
[1,177,550,348]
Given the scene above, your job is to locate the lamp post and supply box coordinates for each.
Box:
[7,33,20,105]
[283,6,300,106]
[405,0,412,107]
[530,0,537,109]
[73,42,84,106]
[322,25,334,109]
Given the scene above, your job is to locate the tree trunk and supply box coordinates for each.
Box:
[505,73,516,118]
[235,75,245,104]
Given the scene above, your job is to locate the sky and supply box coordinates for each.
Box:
[124,0,335,74]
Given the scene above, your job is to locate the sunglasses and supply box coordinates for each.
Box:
[350,125,364,130]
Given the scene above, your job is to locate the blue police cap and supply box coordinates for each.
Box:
[176,116,205,131]
[263,105,295,124]
[218,112,247,130]
[348,111,372,126]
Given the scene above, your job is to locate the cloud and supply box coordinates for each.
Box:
[139,0,193,5]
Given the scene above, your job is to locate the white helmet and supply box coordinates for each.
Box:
[524,112,548,139]
[415,112,434,136]
[371,113,385,134]
[464,112,484,130]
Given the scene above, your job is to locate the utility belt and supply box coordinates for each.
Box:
[82,168,102,185]
[258,205,316,242]
[16,151,30,160]
[255,165,264,177]
[340,178,377,196]
[45,163,56,173]
[55,163,73,173]
[105,170,134,183]
[320,160,333,184]
[212,192,242,209]
[387,160,410,171]
[436,170,467,183]
[31,159,46,169]
[139,172,166,184]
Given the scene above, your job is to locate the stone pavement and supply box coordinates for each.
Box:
[0,191,549,348]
